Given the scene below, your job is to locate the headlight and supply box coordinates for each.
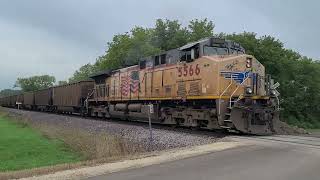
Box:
[246,87,253,94]
[271,89,276,96]
[246,58,252,68]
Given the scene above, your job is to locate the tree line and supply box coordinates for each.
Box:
[1,18,319,129]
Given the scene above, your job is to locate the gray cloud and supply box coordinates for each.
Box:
[0,0,318,89]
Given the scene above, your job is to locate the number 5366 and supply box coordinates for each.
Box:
[177,64,200,77]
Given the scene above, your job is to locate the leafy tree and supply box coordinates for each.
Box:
[188,18,214,42]
[0,89,21,97]
[15,75,56,92]
[152,19,189,50]
[69,63,97,82]
[86,18,214,74]
[57,81,68,85]
[96,27,161,70]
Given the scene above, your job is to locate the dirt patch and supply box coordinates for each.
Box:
[274,120,308,135]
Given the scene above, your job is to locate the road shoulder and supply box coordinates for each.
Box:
[21,141,247,180]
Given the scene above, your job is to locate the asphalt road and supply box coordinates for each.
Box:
[88,135,320,180]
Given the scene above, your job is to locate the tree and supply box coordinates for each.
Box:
[69,63,97,82]
[69,18,215,80]
[96,27,161,70]
[152,19,189,50]
[15,75,56,92]
[188,18,214,42]
[0,89,21,97]
[57,81,68,86]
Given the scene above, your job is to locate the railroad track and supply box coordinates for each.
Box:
[60,112,228,137]
[3,107,228,137]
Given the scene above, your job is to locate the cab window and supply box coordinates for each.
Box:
[203,46,229,56]
[180,47,199,62]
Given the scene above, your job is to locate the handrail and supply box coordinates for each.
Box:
[84,88,96,113]
[219,75,234,99]
[218,73,250,118]
[229,75,250,108]
[218,74,234,116]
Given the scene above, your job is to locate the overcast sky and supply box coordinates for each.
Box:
[0,0,319,90]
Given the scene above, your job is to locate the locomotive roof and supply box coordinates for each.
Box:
[91,37,245,80]
[179,37,244,51]
[179,38,210,50]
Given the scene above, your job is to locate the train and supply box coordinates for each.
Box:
[0,37,280,135]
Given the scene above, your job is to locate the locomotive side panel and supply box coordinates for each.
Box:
[162,66,177,98]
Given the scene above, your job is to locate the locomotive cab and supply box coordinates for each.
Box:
[177,37,280,134]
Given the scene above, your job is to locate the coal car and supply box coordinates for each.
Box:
[52,80,94,114]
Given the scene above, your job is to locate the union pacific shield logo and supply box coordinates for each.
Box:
[220,71,251,84]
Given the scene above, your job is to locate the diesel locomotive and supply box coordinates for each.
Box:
[88,37,280,135]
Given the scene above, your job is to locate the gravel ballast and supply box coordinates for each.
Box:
[2,108,225,151]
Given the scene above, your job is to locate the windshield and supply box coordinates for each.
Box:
[203,46,229,56]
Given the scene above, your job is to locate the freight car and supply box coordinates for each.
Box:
[52,80,94,114]
[2,96,8,107]
[0,95,19,108]
[0,96,9,107]
[88,37,280,135]
[9,95,18,108]
[34,88,53,111]
[17,94,24,105]
[23,92,35,110]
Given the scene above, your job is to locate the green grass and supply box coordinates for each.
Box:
[0,116,82,172]
[307,129,320,133]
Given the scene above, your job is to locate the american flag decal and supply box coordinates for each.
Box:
[121,71,140,96]
[130,71,140,93]
[121,75,130,96]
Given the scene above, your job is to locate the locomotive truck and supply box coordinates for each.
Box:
[0,37,280,135]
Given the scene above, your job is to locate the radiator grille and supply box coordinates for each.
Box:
[189,81,200,95]
[177,82,186,97]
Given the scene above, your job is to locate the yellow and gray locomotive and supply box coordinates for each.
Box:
[89,37,280,135]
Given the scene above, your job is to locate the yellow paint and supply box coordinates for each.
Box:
[108,95,270,102]
[94,54,269,102]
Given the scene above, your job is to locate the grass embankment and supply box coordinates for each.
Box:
[0,114,81,172]
[0,110,146,179]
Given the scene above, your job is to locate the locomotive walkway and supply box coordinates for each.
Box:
[88,135,320,180]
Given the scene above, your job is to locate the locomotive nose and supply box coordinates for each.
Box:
[229,98,278,135]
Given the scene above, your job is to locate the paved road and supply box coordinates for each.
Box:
[88,135,320,180]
